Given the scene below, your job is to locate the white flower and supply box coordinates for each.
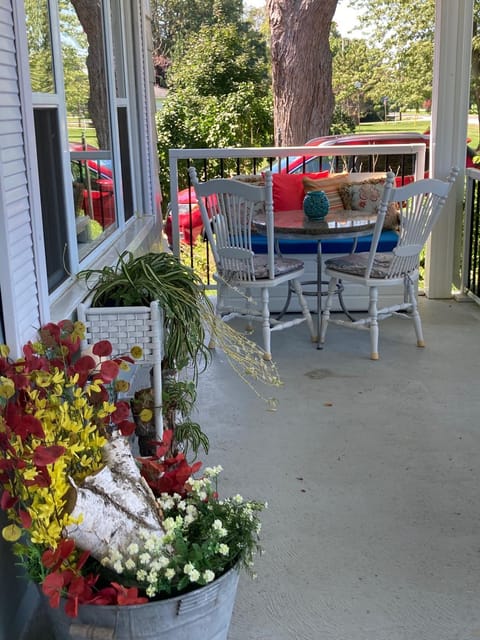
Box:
[146,585,157,598]
[139,552,151,565]
[147,570,158,583]
[126,543,139,555]
[184,513,197,525]
[233,494,244,504]
[125,558,136,571]
[212,519,223,531]
[161,497,174,510]
[183,563,195,575]
[163,517,176,532]
[186,505,198,517]
[165,567,175,580]
[113,560,123,574]
[218,543,229,556]
[204,465,223,478]
[136,569,147,581]
[189,569,200,582]
[203,570,215,583]
[144,536,157,551]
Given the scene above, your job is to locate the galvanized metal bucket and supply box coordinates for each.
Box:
[45,565,239,640]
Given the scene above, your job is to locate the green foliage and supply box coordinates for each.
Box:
[156,16,273,200]
[169,22,268,96]
[151,0,244,57]
[330,105,356,135]
[333,0,435,117]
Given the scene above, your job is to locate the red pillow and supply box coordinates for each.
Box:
[272,171,330,211]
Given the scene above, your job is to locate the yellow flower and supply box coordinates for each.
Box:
[0,378,15,400]
[114,379,130,393]
[130,345,143,360]
[34,371,52,388]
[2,524,22,542]
[0,345,10,357]
[72,321,85,341]
[139,408,153,423]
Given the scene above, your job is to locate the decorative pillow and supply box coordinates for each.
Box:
[272,171,329,211]
[339,179,400,231]
[303,173,349,212]
[231,174,265,186]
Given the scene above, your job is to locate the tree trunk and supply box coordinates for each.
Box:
[71,0,110,150]
[266,0,338,146]
[65,435,164,560]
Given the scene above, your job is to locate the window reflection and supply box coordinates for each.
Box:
[59,0,117,256]
[25,0,55,93]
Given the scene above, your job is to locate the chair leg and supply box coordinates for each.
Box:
[406,278,425,347]
[245,287,254,333]
[260,287,272,361]
[291,279,316,342]
[368,286,379,360]
[320,277,337,344]
[208,283,225,349]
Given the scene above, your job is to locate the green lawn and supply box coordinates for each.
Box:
[357,115,479,150]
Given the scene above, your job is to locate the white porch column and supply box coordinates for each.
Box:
[425,0,473,298]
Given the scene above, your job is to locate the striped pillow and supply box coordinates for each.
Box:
[302,173,349,212]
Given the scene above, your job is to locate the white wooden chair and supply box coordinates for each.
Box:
[319,167,459,359]
[188,167,315,360]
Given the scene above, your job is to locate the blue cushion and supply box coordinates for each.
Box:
[251,230,399,255]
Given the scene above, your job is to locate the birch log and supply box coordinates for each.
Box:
[65,434,164,560]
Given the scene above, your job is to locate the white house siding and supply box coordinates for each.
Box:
[0,0,41,355]
[0,3,43,638]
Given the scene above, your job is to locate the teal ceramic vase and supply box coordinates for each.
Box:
[303,190,329,220]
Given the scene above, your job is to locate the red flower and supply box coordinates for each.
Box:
[92,340,113,357]
[33,445,65,467]
[111,582,149,606]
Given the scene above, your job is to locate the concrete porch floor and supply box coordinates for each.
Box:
[195,297,480,640]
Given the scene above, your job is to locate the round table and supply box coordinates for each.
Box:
[252,209,378,347]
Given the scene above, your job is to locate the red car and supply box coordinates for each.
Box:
[166,132,477,246]
[70,142,116,229]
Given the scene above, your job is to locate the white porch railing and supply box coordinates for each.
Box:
[461,167,480,301]
[168,143,427,258]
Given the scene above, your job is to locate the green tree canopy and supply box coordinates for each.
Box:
[335,0,436,117]
[151,0,245,57]
[156,10,272,200]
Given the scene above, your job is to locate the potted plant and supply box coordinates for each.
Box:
[77,249,283,452]
[131,376,208,458]
[77,251,212,381]
[0,321,264,640]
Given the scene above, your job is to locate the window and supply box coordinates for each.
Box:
[24,0,137,291]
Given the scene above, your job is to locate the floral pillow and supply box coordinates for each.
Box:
[339,179,400,231]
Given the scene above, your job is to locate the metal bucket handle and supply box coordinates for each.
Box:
[70,623,115,640]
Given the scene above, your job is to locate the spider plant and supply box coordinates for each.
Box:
[77,251,212,380]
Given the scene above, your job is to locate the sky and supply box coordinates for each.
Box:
[244,1,362,38]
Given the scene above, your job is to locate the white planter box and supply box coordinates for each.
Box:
[77,301,164,437]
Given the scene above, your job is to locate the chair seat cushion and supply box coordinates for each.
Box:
[253,255,304,279]
[325,252,394,279]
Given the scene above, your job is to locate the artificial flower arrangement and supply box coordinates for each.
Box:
[0,320,264,618]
